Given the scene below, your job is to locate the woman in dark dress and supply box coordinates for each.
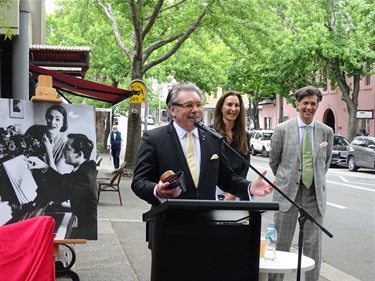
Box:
[212,90,251,200]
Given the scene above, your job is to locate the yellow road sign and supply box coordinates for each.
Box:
[128,80,146,103]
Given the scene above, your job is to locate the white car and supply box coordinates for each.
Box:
[146,115,154,125]
[250,129,273,157]
[142,115,154,125]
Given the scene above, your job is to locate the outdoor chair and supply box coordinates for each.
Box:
[96,157,103,167]
[96,157,103,176]
[97,162,126,206]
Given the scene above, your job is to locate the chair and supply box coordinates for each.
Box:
[96,157,103,167]
[96,157,103,176]
[0,216,55,281]
[97,162,126,206]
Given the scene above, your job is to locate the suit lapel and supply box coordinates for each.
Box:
[166,123,186,164]
[313,122,323,161]
[198,131,209,186]
[166,123,197,185]
[290,119,302,161]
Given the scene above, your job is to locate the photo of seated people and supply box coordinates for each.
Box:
[0,99,98,240]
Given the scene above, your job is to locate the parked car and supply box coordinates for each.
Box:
[346,136,375,171]
[250,129,273,157]
[147,115,154,125]
[142,115,154,125]
[331,134,350,167]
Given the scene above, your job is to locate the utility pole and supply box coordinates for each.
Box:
[278,95,284,124]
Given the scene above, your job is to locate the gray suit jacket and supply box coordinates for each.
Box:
[269,118,333,215]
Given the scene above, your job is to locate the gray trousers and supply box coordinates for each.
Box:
[269,183,323,281]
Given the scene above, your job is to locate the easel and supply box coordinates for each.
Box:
[31,75,88,280]
[31,75,62,103]
[54,239,87,281]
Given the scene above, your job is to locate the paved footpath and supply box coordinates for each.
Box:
[67,154,356,281]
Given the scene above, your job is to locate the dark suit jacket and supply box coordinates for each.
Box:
[131,121,251,206]
[39,160,98,239]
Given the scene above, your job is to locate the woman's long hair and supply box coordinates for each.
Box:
[213,90,249,156]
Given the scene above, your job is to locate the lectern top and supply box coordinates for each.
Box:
[143,199,279,222]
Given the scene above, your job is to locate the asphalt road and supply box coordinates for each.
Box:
[248,155,375,281]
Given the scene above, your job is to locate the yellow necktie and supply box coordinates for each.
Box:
[186,132,198,187]
[302,126,313,188]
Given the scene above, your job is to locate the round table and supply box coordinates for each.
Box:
[259,251,315,281]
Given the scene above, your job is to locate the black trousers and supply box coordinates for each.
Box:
[111,144,121,169]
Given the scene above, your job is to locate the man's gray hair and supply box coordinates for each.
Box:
[166,82,203,106]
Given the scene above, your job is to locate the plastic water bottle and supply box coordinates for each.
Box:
[264,221,277,261]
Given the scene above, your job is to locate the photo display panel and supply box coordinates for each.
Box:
[0,99,98,240]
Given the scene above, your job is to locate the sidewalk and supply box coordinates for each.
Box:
[69,153,341,281]
[72,154,151,281]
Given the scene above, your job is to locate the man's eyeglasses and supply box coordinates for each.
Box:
[173,102,203,110]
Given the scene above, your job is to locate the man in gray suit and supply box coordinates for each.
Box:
[269,86,333,281]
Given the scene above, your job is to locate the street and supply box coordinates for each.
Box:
[248,155,375,281]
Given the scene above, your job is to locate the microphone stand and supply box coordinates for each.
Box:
[197,125,333,281]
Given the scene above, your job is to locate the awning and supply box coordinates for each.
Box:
[29,64,134,105]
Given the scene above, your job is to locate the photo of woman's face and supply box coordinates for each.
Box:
[46,110,64,134]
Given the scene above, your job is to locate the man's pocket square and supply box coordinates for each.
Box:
[210,154,219,160]
[320,142,328,148]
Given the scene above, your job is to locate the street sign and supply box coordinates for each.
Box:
[95,108,112,112]
[128,80,146,104]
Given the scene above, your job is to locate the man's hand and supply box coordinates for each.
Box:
[26,156,49,170]
[107,145,110,151]
[249,170,275,197]
[223,193,237,201]
[43,134,53,155]
[156,180,182,199]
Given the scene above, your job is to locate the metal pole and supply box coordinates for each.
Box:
[13,0,30,100]
[158,84,161,125]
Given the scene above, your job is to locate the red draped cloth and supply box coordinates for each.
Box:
[0,216,56,281]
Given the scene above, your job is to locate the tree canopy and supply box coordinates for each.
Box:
[46,0,375,167]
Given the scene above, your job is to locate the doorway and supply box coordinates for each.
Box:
[324,108,335,133]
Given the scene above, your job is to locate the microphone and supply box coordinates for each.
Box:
[193,120,225,141]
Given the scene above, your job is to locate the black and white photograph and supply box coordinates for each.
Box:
[9,99,24,118]
[0,98,98,240]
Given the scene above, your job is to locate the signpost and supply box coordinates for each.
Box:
[128,79,148,129]
[128,80,146,104]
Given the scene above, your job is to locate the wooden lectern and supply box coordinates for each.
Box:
[143,199,279,281]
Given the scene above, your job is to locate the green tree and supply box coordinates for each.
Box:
[0,0,15,39]
[205,0,285,128]
[149,31,232,94]
[204,0,375,140]
[47,0,218,170]
[262,0,375,140]
[317,0,375,140]
[96,0,216,169]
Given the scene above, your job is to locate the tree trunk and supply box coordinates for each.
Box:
[278,95,284,124]
[96,111,110,153]
[251,101,260,130]
[336,70,361,141]
[125,103,142,171]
